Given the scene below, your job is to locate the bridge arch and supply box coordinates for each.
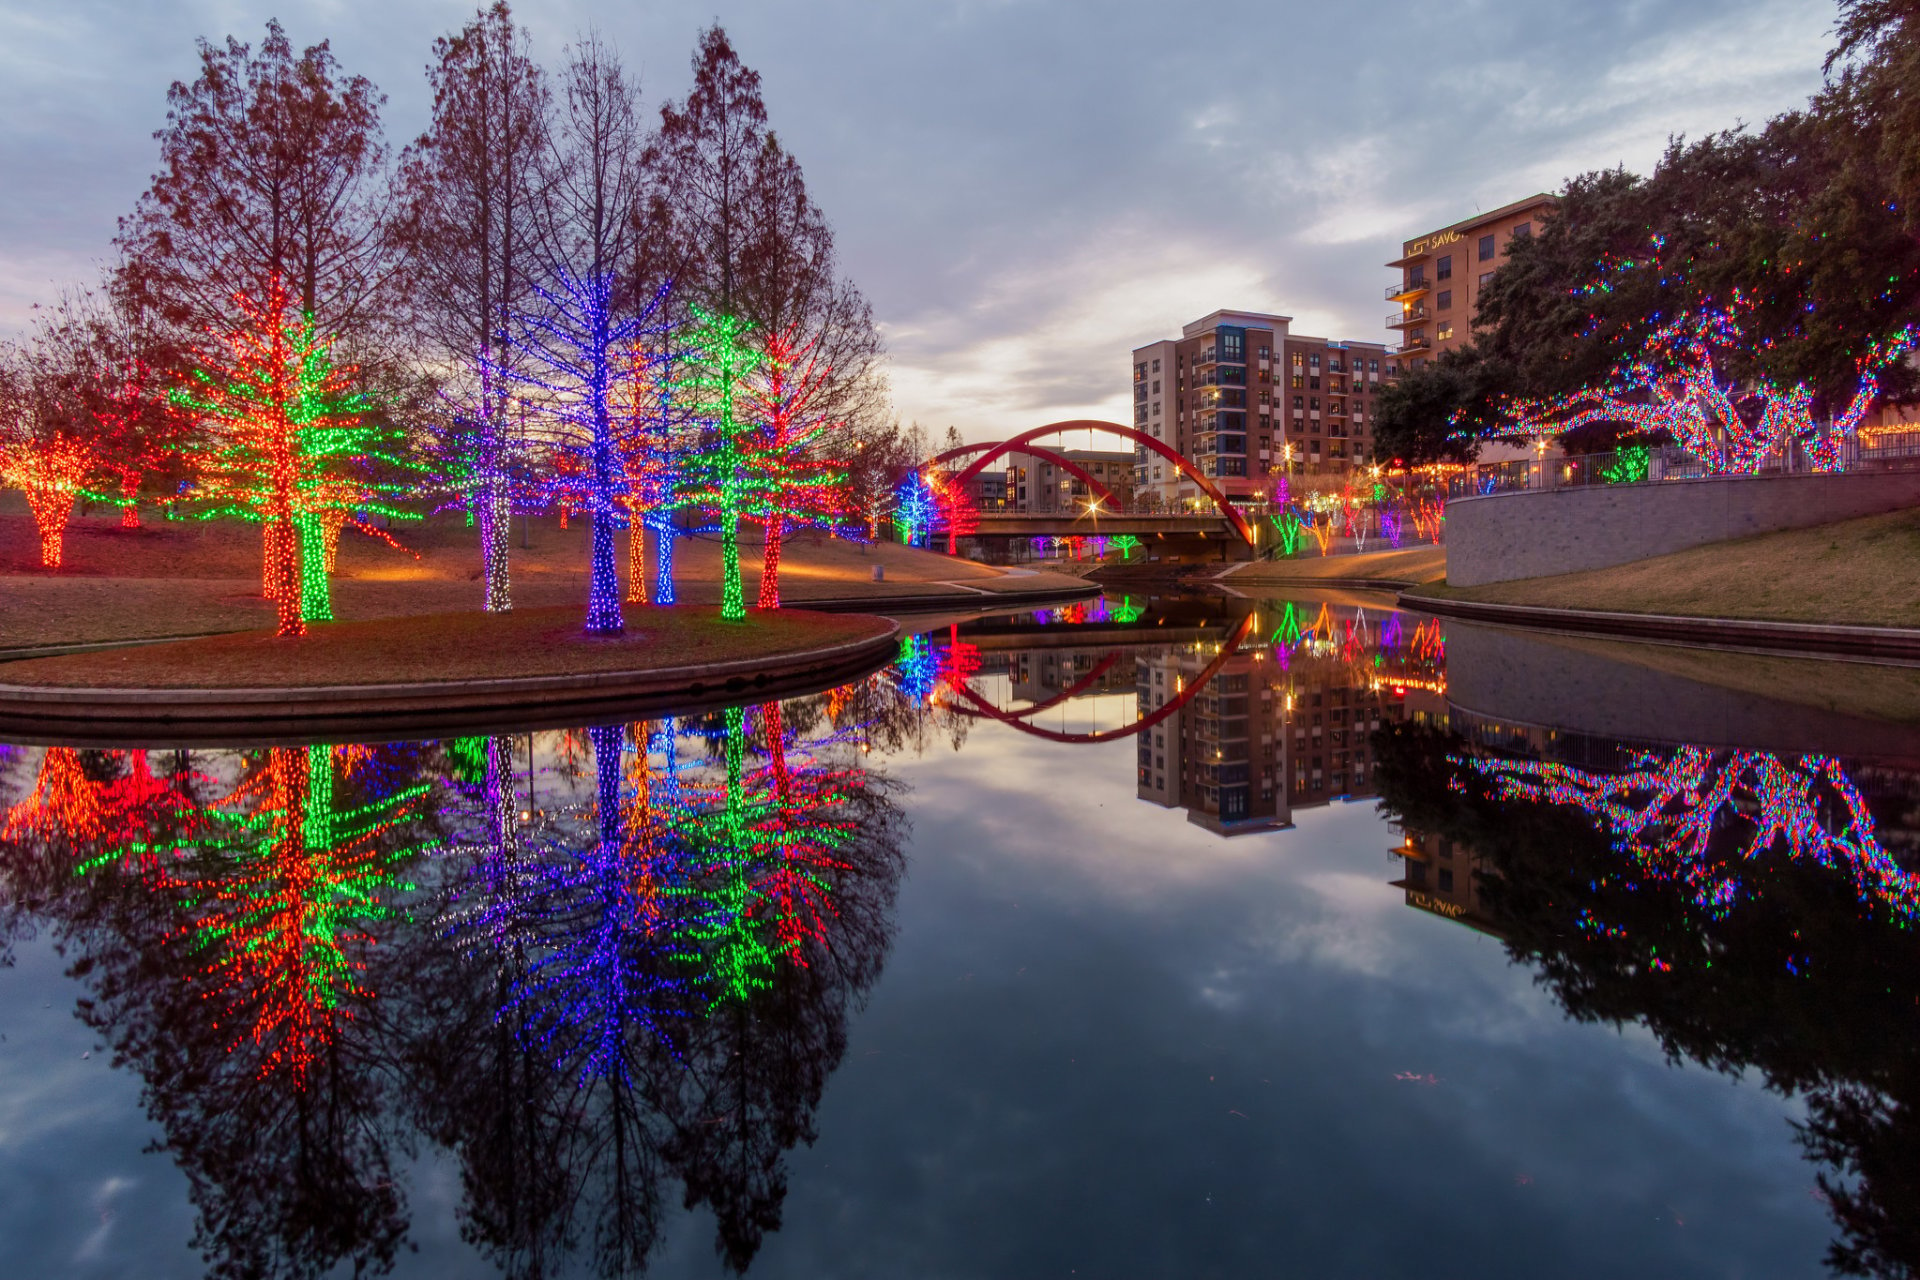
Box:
[932,441,1120,509]
[933,421,1255,546]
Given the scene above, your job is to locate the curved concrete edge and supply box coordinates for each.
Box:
[792,579,1099,615]
[0,582,1098,665]
[0,619,901,748]
[1399,589,1920,664]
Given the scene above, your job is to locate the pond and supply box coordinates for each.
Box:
[1,591,1915,1279]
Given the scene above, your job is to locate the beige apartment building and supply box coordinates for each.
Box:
[1387,193,1557,366]
[1004,449,1135,514]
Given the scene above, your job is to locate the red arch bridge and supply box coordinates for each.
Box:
[929,421,1260,553]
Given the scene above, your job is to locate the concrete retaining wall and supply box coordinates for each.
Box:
[1447,470,1920,586]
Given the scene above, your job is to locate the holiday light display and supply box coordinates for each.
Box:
[671,308,770,621]
[609,332,688,606]
[1600,444,1650,485]
[1270,509,1304,557]
[2,433,90,568]
[1109,534,1142,561]
[893,472,936,548]
[176,277,415,635]
[925,466,978,556]
[741,330,853,607]
[135,746,428,1083]
[1466,747,1917,924]
[81,348,180,530]
[490,272,676,633]
[1483,272,1920,473]
[434,360,525,612]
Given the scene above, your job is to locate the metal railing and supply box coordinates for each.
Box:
[1447,434,1920,498]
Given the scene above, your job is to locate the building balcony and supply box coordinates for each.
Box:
[1385,305,1428,330]
[1395,336,1432,356]
[1386,279,1430,302]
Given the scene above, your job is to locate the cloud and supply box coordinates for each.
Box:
[0,0,1838,443]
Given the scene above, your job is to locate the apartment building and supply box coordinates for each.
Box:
[1131,310,1289,508]
[1004,449,1135,514]
[1280,335,1396,473]
[1387,193,1558,365]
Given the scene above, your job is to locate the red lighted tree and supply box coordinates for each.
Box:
[0,340,91,569]
[743,329,851,608]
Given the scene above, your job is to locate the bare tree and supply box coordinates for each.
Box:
[115,19,395,349]
[640,26,889,521]
[394,2,550,610]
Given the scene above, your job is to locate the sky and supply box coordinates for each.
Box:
[0,0,1839,440]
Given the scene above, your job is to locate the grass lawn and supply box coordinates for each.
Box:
[1228,544,1446,586]
[1427,507,1920,629]
[0,493,1079,649]
[0,605,895,690]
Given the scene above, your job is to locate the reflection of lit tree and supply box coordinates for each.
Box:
[1468,748,1918,924]
[1375,723,1920,1280]
[16,743,437,1279]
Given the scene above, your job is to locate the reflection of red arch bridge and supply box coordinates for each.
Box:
[940,614,1256,744]
[931,421,1257,549]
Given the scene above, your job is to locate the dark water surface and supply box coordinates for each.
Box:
[1,592,1915,1278]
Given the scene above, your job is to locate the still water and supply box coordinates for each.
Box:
[1,592,1915,1278]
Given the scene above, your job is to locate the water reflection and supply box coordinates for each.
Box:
[1374,701,1920,1278]
[0,701,905,1278]
[2,598,1919,1276]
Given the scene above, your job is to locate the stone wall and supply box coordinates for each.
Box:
[1446,470,1920,586]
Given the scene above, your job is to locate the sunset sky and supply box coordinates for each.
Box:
[0,0,1837,438]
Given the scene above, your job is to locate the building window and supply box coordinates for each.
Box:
[1292,395,1304,409]
[1479,272,1494,287]
[1436,254,1452,281]
[1436,322,1453,341]
[1437,290,1452,310]
[1309,354,1321,370]
[1513,221,1531,239]
[1291,375,1304,389]
[1478,233,1496,261]
[1152,358,1161,373]
[1309,376,1320,389]
[1152,380,1160,393]
[1368,359,1379,373]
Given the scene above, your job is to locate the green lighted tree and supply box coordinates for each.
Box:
[174,276,417,635]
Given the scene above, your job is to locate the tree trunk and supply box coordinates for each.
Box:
[266,515,304,637]
[652,516,677,605]
[26,488,76,569]
[296,513,334,624]
[119,473,141,529]
[757,516,782,609]
[626,505,648,604]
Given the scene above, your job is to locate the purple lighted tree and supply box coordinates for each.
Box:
[493,270,673,634]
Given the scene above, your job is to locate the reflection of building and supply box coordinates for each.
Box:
[1136,645,1290,835]
[1388,194,1557,366]
[1389,826,1503,936]
[1005,450,1135,515]
[1008,648,1135,705]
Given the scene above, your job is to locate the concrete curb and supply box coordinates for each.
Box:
[1400,589,1920,664]
[0,580,1099,665]
[0,618,902,748]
